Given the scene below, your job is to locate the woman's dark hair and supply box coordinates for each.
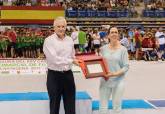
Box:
[107,26,118,35]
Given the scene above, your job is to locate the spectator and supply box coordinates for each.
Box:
[155,27,165,60]
[92,29,101,55]
[120,34,129,49]
[71,27,79,54]
[78,28,87,53]
[0,0,3,5]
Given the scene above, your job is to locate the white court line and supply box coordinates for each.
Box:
[144,99,158,109]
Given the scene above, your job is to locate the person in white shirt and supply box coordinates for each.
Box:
[43,17,80,114]
[120,35,129,49]
[92,29,101,55]
[155,27,165,60]
[71,27,79,54]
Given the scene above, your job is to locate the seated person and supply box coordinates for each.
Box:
[142,34,158,61]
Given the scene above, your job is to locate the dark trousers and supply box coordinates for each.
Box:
[47,69,76,114]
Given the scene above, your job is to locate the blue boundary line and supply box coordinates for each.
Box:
[148,100,165,107]
[0,91,91,101]
[1,92,165,110]
[92,99,156,110]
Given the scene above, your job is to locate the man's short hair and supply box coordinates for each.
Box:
[53,17,67,27]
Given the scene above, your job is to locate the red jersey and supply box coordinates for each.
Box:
[9,31,17,43]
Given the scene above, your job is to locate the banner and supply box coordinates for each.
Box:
[0,59,47,75]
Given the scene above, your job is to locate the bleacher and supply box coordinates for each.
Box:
[65,10,129,18]
[143,10,165,18]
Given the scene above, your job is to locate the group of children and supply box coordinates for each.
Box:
[0,28,45,58]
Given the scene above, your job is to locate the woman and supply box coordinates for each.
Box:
[99,27,129,114]
[92,29,101,55]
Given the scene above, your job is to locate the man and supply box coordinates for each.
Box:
[99,27,107,46]
[134,28,141,60]
[155,27,165,60]
[78,28,87,53]
[43,17,80,114]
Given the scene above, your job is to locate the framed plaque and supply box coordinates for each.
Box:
[76,53,109,79]
[85,60,107,78]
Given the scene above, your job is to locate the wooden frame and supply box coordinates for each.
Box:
[84,60,107,78]
[76,53,109,79]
